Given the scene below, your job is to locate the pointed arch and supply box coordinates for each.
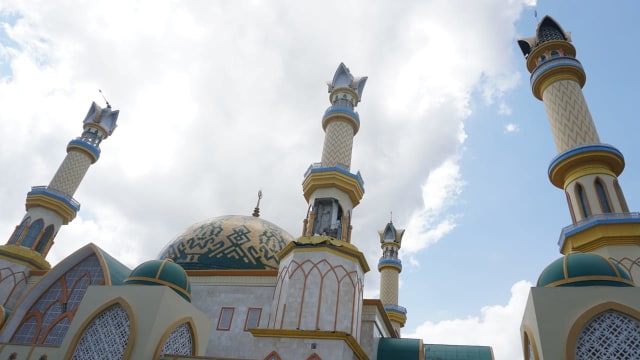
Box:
[566,302,640,360]
[306,353,322,360]
[575,183,590,218]
[20,219,44,249]
[565,191,576,223]
[65,297,135,360]
[154,317,197,358]
[594,177,612,213]
[522,325,539,360]
[264,351,282,360]
[614,179,629,212]
[8,217,30,244]
[35,225,55,255]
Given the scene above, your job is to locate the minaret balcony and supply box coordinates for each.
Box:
[530,56,585,99]
[378,258,402,272]
[383,304,407,316]
[322,105,361,133]
[26,186,80,224]
[304,163,364,188]
[558,212,640,253]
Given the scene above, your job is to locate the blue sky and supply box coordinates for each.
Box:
[0,1,638,359]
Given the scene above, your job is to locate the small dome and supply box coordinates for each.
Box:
[158,215,294,271]
[537,253,633,288]
[125,259,191,302]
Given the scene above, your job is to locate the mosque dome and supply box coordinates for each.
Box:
[158,215,294,271]
[537,253,634,288]
[124,259,191,302]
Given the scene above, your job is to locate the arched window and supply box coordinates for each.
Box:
[575,310,640,359]
[575,183,590,218]
[35,225,55,254]
[550,50,560,58]
[8,217,30,244]
[614,179,629,212]
[21,219,44,249]
[595,179,612,213]
[307,353,322,360]
[71,303,132,360]
[264,351,282,360]
[159,322,194,357]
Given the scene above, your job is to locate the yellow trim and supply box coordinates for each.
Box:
[543,275,634,288]
[522,325,540,360]
[278,236,370,273]
[302,170,364,207]
[0,245,51,270]
[125,277,191,301]
[186,269,278,277]
[66,142,98,163]
[565,302,640,360]
[378,263,402,272]
[152,317,197,359]
[386,311,406,327]
[64,297,136,360]
[25,194,76,224]
[249,328,369,360]
[362,299,397,338]
[560,222,640,254]
[533,66,585,100]
[526,40,576,72]
[549,150,625,189]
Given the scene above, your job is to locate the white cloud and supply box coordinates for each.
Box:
[505,123,520,133]
[407,280,533,360]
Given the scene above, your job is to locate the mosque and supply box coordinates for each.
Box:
[0,14,638,360]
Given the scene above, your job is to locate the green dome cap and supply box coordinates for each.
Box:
[537,253,633,288]
[125,259,191,302]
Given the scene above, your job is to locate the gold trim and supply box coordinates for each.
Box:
[533,66,585,100]
[322,114,359,135]
[64,297,136,360]
[278,237,370,273]
[186,269,278,277]
[386,311,406,327]
[90,243,113,285]
[378,263,401,272]
[549,150,624,190]
[249,328,369,360]
[565,302,640,360]
[25,194,76,224]
[363,299,397,338]
[66,143,98,163]
[543,275,634,288]
[125,277,191,301]
[521,325,540,360]
[302,170,364,207]
[526,40,576,72]
[560,222,640,254]
[152,317,198,359]
[0,245,51,270]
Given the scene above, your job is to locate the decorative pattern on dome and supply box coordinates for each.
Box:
[537,253,634,288]
[158,215,293,271]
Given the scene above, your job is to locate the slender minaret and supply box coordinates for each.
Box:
[261,64,370,360]
[0,102,119,270]
[378,219,406,336]
[301,62,367,242]
[518,16,640,281]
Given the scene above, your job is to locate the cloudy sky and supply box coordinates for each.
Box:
[1,1,639,359]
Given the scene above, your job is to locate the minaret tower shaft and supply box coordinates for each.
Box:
[378,220,406,336]
[302,63,367,242]
[0,102,119,270]
[518,16,640,281]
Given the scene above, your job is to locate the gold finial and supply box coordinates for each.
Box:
[252,190,263,217]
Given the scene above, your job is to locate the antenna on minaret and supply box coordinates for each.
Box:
[390,211,393,223]
[534,9,538,22]
[252,190,263,217]
[99,89,112,109]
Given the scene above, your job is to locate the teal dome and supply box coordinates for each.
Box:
[537,253,633,288]
[125,259,191,302]
[158,215,294,271]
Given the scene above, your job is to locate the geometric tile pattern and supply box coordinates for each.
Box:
[160,322,193,357]
[70,303,130,360]
[542,80,600,153]
[159,215,294,270]
[379,268,399,305]
[575,310,640,360]
[321,121,354,169]
[48,152,92,196]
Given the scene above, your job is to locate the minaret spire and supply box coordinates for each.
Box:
[1,101,119,270]
[302,63,367,242]
[518,16,640,281]
[378,219,406,336]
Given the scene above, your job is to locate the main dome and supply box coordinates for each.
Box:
[158,215,294,270]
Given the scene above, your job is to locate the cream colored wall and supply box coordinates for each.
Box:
[592,245,640,285]
[565,174,626,222]
[521,286,640,360]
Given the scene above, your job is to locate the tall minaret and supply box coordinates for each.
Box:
[0,102,119,271]
[378,219,406,336]
[261,64,370,360]
[301,62,367,242]
[518,16,640,281]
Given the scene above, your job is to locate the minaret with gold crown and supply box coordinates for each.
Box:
[378,218,406,336]
[256,64,370,360]
[0,101,118,307]
[518,16,640,281]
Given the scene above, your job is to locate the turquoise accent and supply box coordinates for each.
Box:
[530,56,583,87]
[547,144,623,177]
[125,259,191,302]
[304,165,365,189]
[424,344,494,360]
[97,248,132,285]
[377,338,422,360]
[537,253,633,288]
[68,139,101,160]
[378,258,402,270]
[384,304,407,316]
[557,212,640,249]
[323,106,360,125]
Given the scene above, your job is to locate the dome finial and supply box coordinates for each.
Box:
[252,190,263,217]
